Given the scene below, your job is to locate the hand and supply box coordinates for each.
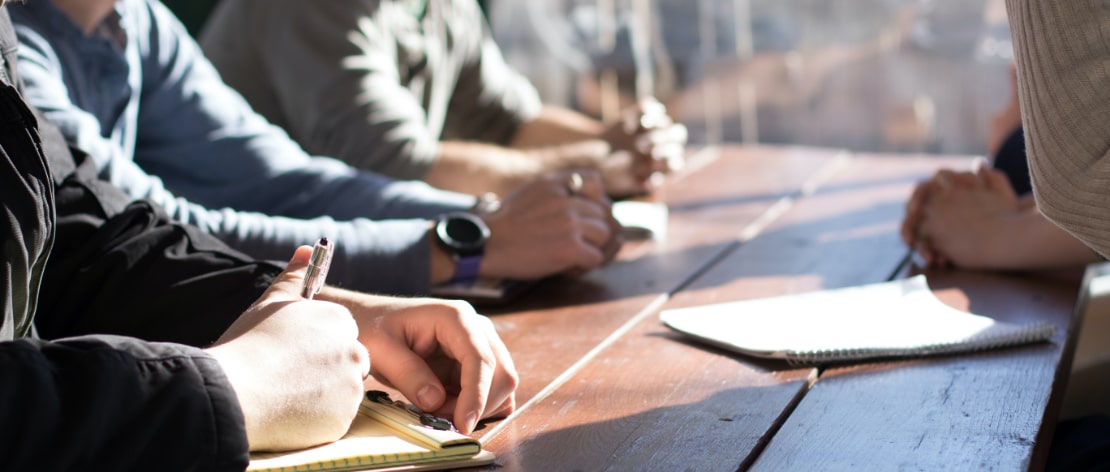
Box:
[908,167,1023,268]
[901,166,987,266]
[600,98,688,197]
[206,246,370,451]
[901,171,945,266]
[327,293,518,434]
[480,170,623,279]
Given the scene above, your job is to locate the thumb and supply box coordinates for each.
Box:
[263,245,315,301]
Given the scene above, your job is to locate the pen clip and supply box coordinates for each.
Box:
[302,237,333,299]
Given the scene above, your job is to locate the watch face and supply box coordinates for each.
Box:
[437,212,489,256]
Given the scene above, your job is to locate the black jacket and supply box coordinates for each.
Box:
[0,6,283,470]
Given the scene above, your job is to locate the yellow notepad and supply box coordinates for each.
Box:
[248,392,494,472]
[660,275,1056,365]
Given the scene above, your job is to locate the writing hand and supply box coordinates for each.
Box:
[206,246,370,451]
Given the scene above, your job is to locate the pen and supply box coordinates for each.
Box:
[302,237,333,300]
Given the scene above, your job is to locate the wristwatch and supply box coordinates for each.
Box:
[434,211,490,282]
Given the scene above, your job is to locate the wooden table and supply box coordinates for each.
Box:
[469,145,1082,471]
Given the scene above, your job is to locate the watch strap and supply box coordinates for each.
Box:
[451,254,483,282]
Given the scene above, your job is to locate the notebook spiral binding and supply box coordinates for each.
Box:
[785,322,1057,366]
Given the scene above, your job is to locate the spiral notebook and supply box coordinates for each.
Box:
[660,275,1056,365]
[247,391,494,472]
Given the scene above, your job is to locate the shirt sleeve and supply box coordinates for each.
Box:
[439,0,543,145]
[1006,0,1110,257]
[202,0,443,180]
[13,1,476,295]
[0,335,249,472]
[201,0,540,180]
[134,0,474,221]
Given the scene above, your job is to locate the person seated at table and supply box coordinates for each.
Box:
[1000,0,1110,469]
[899,64,1102,271]
[0,6,515,469]
[9,0,622,297]
[198,0,688,199]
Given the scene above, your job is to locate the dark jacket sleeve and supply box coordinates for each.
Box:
[0,335,249,471]
[34,111,283,346]
[0,7,261,469]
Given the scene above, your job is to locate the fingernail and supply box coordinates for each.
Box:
[417,385,441,410]
[464,411,479,434]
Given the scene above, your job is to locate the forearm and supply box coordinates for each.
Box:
[984,208,1103,270]
[204,213,441,296]
[509,106,605,148]
[1006,0,1110,257]
[426,140,609,196]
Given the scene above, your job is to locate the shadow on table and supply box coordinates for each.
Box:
[487,197,909,315]
[489,384,804,472]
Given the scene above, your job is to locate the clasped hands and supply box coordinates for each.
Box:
[600,98,688,197]
[900,162,1028,269]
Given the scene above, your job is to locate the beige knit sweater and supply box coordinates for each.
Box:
[1007,0,1110,257]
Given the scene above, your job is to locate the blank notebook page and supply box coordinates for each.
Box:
[660,275,1056,364]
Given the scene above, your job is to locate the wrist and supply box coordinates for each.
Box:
[430,212,490,284]
[533,140,610,172]
[429,224,457,285]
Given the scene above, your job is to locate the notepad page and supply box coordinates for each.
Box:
[660,276,1055,364]
[248,410,480,472]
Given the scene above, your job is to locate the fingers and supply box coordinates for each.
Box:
[980,167,1018,199]
[367,333,450,416]
[932,169,956,192]
[599,214,624,264]
[901,181,931,247]
[568,197,616,268]
[449,316,517,433]
[610,99,685,188]
[642,123,688,171]
[366,305,518,435]
[560,170,606,204]
[559,171,619,268]
[261,245,315,302]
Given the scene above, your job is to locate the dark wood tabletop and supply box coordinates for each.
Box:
[465,146,1083,471]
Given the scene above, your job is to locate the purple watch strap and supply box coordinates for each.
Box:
[452,254,483,282]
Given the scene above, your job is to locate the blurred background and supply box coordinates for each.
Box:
[488,0,1013,156]
[167,0,1014,156]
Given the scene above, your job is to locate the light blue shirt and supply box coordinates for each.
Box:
[10,0,477,295]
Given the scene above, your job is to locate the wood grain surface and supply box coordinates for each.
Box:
[452,147,1080,471]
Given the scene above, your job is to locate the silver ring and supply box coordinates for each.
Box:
[567,172,584,197]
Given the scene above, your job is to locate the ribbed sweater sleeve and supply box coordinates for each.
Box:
[1006,0,1110,256]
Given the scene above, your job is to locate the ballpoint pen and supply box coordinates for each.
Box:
[302,237,333,300]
